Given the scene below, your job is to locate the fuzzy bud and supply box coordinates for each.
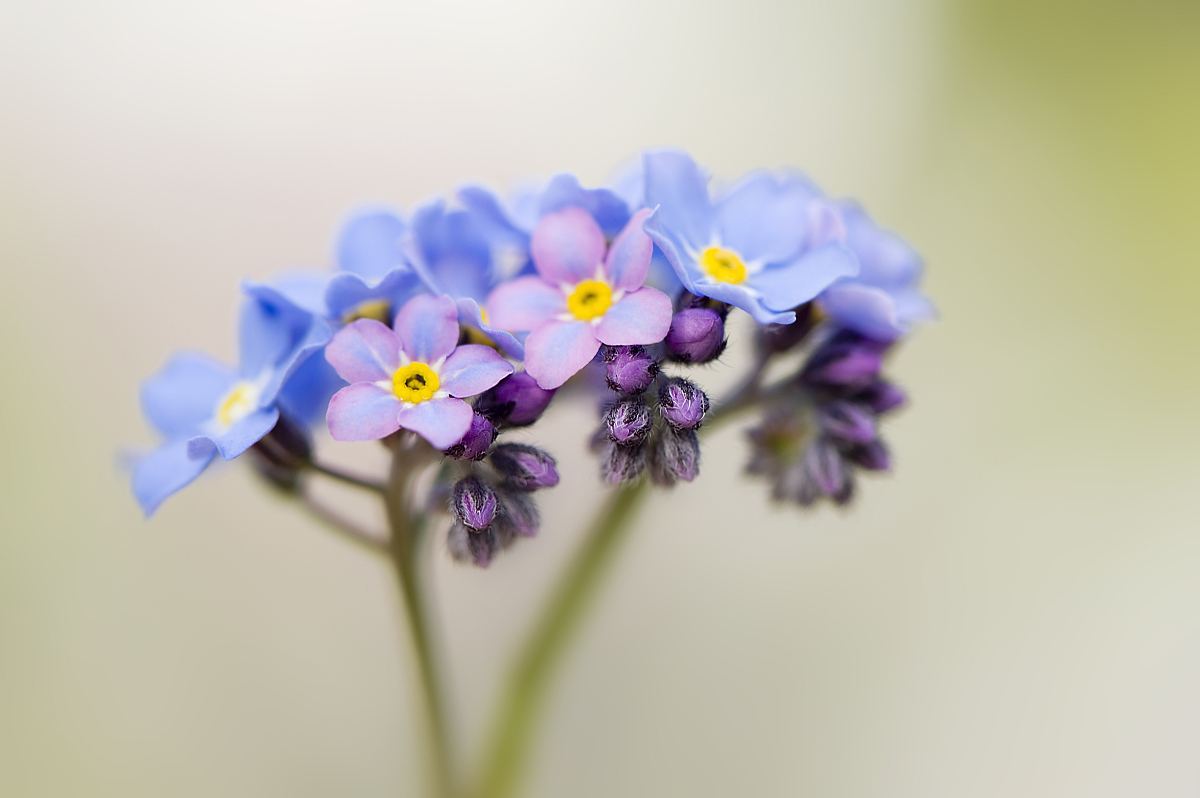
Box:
[443,412,497,460]
[604,399,653,447]
[818,401,877,446]
[649,426,701,486]
[804,438,853,503]
[447,520,499,568]
[489,444,560,491]
[451,476,498,531]
[603,345,658,395]
[665,308,726,364]
[498,489,540,537]
[800,333,885,390]
[657,378,710,430]
[857,380,907,415]
[847,439,891,471]
[476,372,555,427]
[601,441,646,484]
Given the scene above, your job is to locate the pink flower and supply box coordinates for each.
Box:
[485,207,672,389]
[324,294,513,449]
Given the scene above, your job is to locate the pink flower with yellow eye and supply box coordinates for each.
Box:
[485,207,672,389]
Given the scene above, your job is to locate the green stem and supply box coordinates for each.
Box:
[383,447,456,798]
[472,479,651,798]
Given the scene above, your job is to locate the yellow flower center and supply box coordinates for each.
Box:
[699,246,748,284]
[216,382,256,428]
[392,361,439,404]
[342,299,392,324]
[566,279,613,322]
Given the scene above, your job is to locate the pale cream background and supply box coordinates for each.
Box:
[3,0,1199,796]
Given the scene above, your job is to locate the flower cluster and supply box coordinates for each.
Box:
[131,150,932,563]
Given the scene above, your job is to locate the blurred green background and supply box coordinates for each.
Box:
[3,0,1199,795]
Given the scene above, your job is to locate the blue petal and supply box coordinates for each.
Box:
[716,171,823,264]
[324,267,424,322]
[538,173,632,238]
[276,348,343,427]
[841,202,923,288]
[336,209,407,280]
[456,297,525,358]
[692,281,797,325]
[644,212,704,296]
[411,200,494,302]
[132,438,217,516]
[239,282,325,379]
[642,150,714,251]
[191,406,280,461]
[140,353,236,439]
[750,245,860,313]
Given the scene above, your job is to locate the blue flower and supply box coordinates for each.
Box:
[817,202,935,342]
[131,290,331,515]
[642,150,859,325]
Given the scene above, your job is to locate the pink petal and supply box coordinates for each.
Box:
[530,207,606,285]
[439,344,514,398]
[594,288,674,346]
[393,294,459,363]
[485,276,566,333]
[603,208,654,291]
[326,383,402,441]
[524,320,602,389]
[325,319,401,383]
[396,397,474,450]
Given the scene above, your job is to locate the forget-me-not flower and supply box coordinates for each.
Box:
[642,150,859,325]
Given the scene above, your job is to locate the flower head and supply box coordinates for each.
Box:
[324,294,513,449]
[486,207,673,389]
[642,150,859,325]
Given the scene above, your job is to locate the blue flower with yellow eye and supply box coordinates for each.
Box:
[642,150,859,325]
[131,290,331,515]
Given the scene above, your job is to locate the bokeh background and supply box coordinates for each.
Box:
[3,0,1199,795]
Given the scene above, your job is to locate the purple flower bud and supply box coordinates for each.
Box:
[665,308,726,364]
[603,345,658,395]
[443,412,497,460]
[498,489,540,537]
[847,439,891,471]
[489,444,560,491]
[605,399,653,446]
[601,441,646,484]
[657,378,710,430]
[477,372,555,427]
[857,380,907,415]
[819,401,877,445]
[804,439,852,502]
[678,292,731,317]
[447,520,499,568]
[452,476,498,531]
[800,335,884,390]
[649,427,701,486]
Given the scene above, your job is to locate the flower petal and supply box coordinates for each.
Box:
[594,288,673,346]
[412,200,494,301]
[485,276,566,333]
[716,171,823,264]
[393,294,459,363]
[456,297,525,359]
[132,439,217,516]
[752,244,860,312]
[523,320,602,389]
[841,202,923,287]
[324,266,423,322]
[326,383,403,441]
[337,209,407,280]
[325,318,401,383]
[538,173,631,237]
[603,208,654,291]
[530,207,606,285]
[396,397,474,450]
[197,406,281,460]
[694,281,797,325]
[819,283,903,342]
[642,150,713,250]
[140,353,235,439]
[439,344,514,398]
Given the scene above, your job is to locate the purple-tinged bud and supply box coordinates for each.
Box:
[857,380,907,415]
[605,399,653,446]
[804,439,851,501]
[657,378,710,430]
[447,520,499,568]
[603,345,658,395]
[649,427,701,486]
[601,441,646,484]
[489,444,560,491]
[665,308,726,364]
[498,490,540,537]
[678,292,731,318]
[819,401,877,445]
[444,412,497,460]
[800,338,883,390]
[452,476,498,531]
[847,439,891,471]
[476,372,555,427]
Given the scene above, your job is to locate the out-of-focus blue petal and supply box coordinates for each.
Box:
[132,439,217,516]
[277,350,342,427]
[336,209,407,280]
[819,283,903,342]
[141,353,235,440]
[439,344,513,398]
[239,281,327,380]
[251,271,333,318]
[642,150,714,251]
[259,317,333,407]
[538,174,631,238]
[716,171,823,264]
[324,267,424,322]
[394,294,459,363]
[644,212,704,296]
[457,185,533,277]
[750,245,859,313]
[644,248,684,297]
[840,202,923,287]
[193,406,280,461]
[396,397,474,450]
[411,200,494,302]
[695,281,797,325]
[456,297,525,358]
